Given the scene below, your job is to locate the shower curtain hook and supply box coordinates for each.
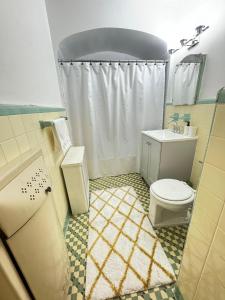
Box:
[118,60,121,66]
[145,60,147,65]
[70,60,73,66]
[136,60,138,65]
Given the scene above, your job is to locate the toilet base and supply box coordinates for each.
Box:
[149,212,190,228]
[149,198,192,228]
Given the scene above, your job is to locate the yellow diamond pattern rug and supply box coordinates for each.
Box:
[85,186,175,300]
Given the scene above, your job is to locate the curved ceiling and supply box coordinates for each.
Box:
[58,28,168,60]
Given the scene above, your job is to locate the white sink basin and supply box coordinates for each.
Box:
[142,129,198,142]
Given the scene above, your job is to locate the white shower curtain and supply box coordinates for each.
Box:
[172,63,200,105]
[60,62,165,179]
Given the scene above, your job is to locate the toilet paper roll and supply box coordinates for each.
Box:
[188,126,198,137]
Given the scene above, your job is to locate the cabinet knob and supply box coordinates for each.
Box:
[45,186,52,193]
[147,142,151,146]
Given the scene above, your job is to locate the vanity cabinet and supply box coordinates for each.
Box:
[140,131,197,186]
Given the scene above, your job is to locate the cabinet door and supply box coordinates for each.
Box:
[147,138,161,184]
[140,137,149,182]
[8,196,69,300]
[82,153,90,203]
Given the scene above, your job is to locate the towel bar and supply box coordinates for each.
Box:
[39,116,68,129]
[39,120,54,129]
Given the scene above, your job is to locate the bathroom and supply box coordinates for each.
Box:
[0,0,225,299]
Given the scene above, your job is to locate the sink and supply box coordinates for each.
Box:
[142,129,198,142]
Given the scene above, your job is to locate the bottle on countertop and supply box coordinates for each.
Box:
[188,126,198,137]
[183,120,190,136]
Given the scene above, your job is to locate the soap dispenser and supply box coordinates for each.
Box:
[183,121,190,136]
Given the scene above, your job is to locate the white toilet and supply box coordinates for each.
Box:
[149,179,195,227]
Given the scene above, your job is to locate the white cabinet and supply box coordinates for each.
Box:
[140,132,197,186]
[0,150,69,300]
[61,146,89,215]
[140,134,161,184]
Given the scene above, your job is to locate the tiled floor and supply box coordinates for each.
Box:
[65,173,188,300]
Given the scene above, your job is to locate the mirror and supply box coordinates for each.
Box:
[172,54,206,105]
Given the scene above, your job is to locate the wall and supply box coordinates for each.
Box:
[45,0,215,56]
[0,109,69,228]
[0,0,62,106]
[58,28,168,60]
[178,102,225,300]
[166,3,225,102]
[164,7,225,187]
[78,52,139,60]
[164,104,215,188]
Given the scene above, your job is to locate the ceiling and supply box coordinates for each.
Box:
[59,28,168,60]
[45,0,225,56]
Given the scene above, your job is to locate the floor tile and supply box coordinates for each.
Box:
[65,173,188,300]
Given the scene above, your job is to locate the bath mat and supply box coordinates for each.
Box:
[85,186,175,300]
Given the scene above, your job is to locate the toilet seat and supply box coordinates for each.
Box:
[150,179,195,204]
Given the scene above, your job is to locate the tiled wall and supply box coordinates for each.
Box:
[177,103,225,300]
[0,111,68,228]
[164,103,216,188]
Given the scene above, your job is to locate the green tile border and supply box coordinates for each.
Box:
[0,104,65,116]
[217,87,225,103]
[196,98,217,104]
[166,98,216,106]
[174,284,184,300]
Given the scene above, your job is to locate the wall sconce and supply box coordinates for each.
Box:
[195,25,209,36]
[180,39,188,46]
[187,39,199,49]
[168,49,177,55]
[168,25,209,55]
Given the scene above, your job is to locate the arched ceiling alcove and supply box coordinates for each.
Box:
[58,28,168,60]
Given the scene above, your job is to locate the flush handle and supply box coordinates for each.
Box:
[45,186,52,193]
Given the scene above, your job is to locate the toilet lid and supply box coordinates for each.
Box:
[151,179,193,201]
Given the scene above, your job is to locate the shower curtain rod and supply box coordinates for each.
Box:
[58,59,168,64]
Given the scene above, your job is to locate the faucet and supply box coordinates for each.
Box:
[168,113,180,133]
[172,123,181,133]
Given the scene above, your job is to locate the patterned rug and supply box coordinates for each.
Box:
[65,173,188,300]
[85,186,175,300]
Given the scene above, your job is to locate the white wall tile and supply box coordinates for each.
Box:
[1,139,20,162]
[0,116,14,142]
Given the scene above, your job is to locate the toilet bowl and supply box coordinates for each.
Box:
[149,179,195,227]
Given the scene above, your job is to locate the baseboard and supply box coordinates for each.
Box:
[174,284,185,300]
[63,209,71,235]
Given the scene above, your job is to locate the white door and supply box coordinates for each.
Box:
[147,139,161,184]
[8,196,69,300]
[0,152,69,300]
